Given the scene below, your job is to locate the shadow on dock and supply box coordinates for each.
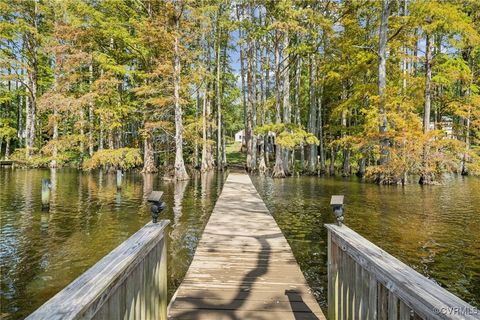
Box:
[172,234,275,320]
[168,173,325,320]
[285,290,319,320]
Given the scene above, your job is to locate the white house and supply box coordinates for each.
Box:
[235,130,244,143]
[428,117,454,138]
[440,116,454,138]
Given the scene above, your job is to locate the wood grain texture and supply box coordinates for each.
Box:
[326,224,480,320]
[26,221,169,320]
[168,173,326,320]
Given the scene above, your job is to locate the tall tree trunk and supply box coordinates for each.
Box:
[173,13,189,181]
[108,129,114,150]
[378,0,390,166]
[245,16,255,172]
[99,122,104,150]
[142,128,157,173]
[402,0,408,96]
[357,158,366,177]
[50,52,60,169]
[221,34,228,169]
[258,31,267,174]
[461,108,471,176]
[294,56,304,172]
[329,145,336,176]
[307,54,317,172]
[194,86,200,168]
[341,86,350,176]
[17,76,24,148]
[237,5,248,160]
[413,28,419,76]
[264,41,270,168]
[25,71,37,159]
[79,109,85,166]
[221,123,227,168]
[201,26,214,171]
[50,106,58,168]
[419,32,434,185]
[206,84,214,168]
[342,148,351,176]
[340,105,348,177]
[317,79,326,174]
[5,139,10,159]
[423,33,433,134]
[461,57,474,176]
[282,31,290,175]
[88,63,94,157]
[250,23,257,172]
[201,83,209,171]
[215,9,222,170]
[25,2,38,159]
[272,32,285,178]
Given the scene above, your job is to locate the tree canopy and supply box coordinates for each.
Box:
[1,0,479,183]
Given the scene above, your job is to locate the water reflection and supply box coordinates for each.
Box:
[252,175,480,310]
[173,180,188,225]
[0,168,224,320]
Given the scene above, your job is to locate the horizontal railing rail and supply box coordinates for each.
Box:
[27,220,170,320]
[326,224,479,320]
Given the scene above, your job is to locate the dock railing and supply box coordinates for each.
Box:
[326,224,479,320]
[27,220,169,320]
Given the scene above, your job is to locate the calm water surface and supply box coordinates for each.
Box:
[252,175,480,310]
[1,169,479,319]
[0,168,225,320]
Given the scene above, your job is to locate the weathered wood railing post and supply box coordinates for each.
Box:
[26,220,170,320]
[326,224,479,320]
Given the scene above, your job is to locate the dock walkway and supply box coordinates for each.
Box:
[168,173,326,320]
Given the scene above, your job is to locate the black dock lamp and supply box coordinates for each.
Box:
[147,191,166,223]
[330,195,344,226]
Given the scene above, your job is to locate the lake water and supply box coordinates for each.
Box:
[1,169,479,319]
[0,168,224,319]
[252,175,480,310]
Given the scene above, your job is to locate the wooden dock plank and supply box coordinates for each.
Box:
[168,173,326,320]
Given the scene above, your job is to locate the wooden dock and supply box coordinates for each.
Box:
[25,171,477,320]
[168,173,326,320]
[0,160,14,166]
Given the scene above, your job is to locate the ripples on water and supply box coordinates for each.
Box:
[252,175,480,310]
[0,168,225,320]
[1,169,479,318]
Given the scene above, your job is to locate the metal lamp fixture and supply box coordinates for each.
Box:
[330,195,344,226]
[147,191,166,223]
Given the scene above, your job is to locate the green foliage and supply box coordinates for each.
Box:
[0,119,17,141]
[1,0,480,181]
[256,124,319,150]
[83,148,143,170]
[10,147,81,167]
[10,148,49,167]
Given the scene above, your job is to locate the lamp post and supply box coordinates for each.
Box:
[330,195,344,226]
[147,191,166,223]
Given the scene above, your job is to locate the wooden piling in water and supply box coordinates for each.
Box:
[41,179,51,209]
[116,169,123,190]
